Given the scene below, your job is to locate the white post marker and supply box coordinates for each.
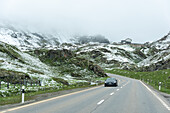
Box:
[159,82,161,91]
[22,86,25,103]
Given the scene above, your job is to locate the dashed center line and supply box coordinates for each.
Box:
[117,89,119,91]
[120,87,122,88]
[97,99,105,105]
[110,92,114,95]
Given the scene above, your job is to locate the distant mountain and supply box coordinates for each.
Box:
[0,24,169,86]
[70,32,170,71]
[0,26,60,50]
[70,35,110,44]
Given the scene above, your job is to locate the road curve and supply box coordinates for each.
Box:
[0,73,170,113]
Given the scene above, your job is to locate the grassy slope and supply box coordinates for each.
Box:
[106,69,170,94]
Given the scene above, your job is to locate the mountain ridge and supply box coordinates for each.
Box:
[0,25,169,88]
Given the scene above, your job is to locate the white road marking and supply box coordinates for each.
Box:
[97,99,105,105]
[122,81,129,87]
[0,85,102,113]
[140,81,170,111]
[117,89,119,91]
[110,92,114,95]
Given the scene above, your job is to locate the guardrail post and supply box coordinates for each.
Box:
[159,82,161,90]
[22,86,25,103]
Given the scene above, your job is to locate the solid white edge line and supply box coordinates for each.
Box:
[97,99,105,105]
[0,85,102,113]
[140,81,170,111]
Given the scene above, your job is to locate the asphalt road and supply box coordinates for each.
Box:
[1,73,170,113]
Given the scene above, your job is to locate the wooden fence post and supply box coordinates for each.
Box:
[164,83,167,88]
[39,80,41,86]
[7,82,9,89]
[20,81,22,94]
[14,83,16,88]
[25,80,27,87]
[37,81,38,86]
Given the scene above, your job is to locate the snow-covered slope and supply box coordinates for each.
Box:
[73,42,145,70]
[138,33,170,71]
[0,40,106,88]
[72,33,170,71]
[1,27,169,97]
[152,32,170,50]
[0,26,60,50]
[0,41,58,81]
[0,24,169,81]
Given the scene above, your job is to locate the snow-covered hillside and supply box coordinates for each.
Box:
[138,33,170,71]
[0,25,169,86]
[0,26,60,50]
[74,43,143,69]
[0,41,61,85]
[152,32,170,50]
[0,40,106,88]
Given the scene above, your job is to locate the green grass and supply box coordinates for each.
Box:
[0,95,22,105]
[106,69,170,94]
[0,81,104,106]
[95,76,109,81]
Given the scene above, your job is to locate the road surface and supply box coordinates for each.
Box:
[1,73,170,113]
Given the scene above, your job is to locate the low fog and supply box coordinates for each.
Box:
[0,0,170,43]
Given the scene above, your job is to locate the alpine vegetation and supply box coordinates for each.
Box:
[0,25,170,98]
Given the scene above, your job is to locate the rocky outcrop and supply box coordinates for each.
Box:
[89,64,107,77]
[69,57,106,77]
[33,49,107,77]
[0,69,30,83]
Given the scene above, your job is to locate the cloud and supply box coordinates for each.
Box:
[0,0,170,43]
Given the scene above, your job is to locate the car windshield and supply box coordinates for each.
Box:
[106,78,116,82]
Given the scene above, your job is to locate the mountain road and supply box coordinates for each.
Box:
[0,73,170,113]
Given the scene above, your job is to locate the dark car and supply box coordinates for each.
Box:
[104,78,118,87]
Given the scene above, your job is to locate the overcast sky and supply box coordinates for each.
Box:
[0,0,170,43]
